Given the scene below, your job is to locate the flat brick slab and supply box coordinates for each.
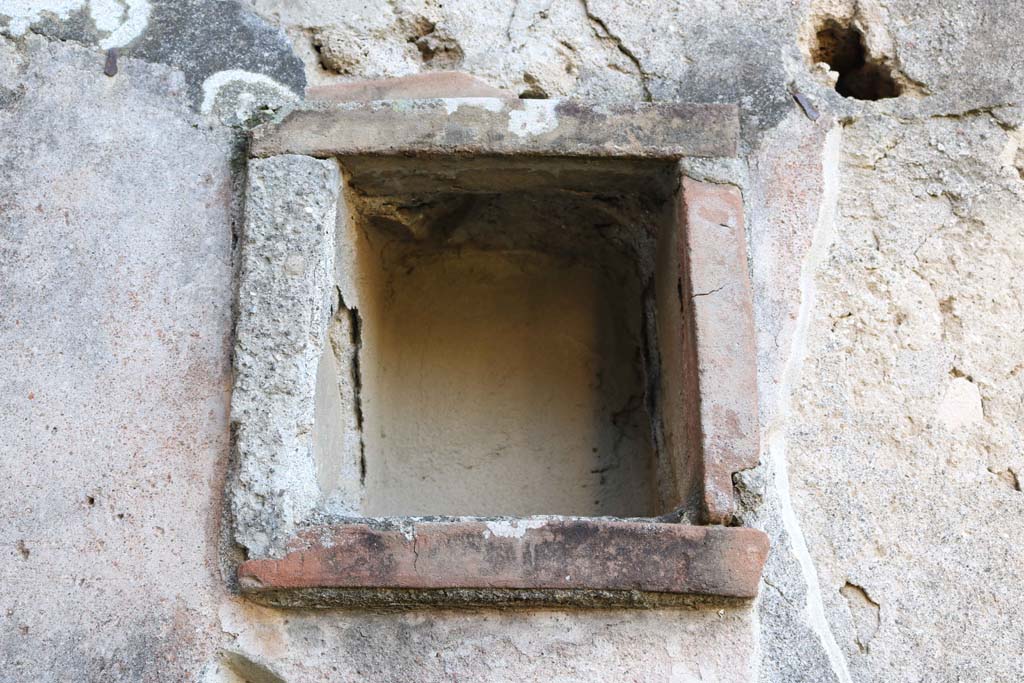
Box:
[250,99,739,159]
[238,520,768,602]
[679,178,760,524]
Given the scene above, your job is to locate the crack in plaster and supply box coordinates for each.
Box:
[762,577,798,608]
[840,581,880,653]
[411,526,420,571]
[506,0,555,45]
[578,0,652,102]
[765,123,853,683]
[692,284,727,298]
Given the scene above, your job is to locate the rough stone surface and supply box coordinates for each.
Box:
[214,603,757,682]
[231,154,340,558]
[779,111,1024,683]
[3,0,1024,681]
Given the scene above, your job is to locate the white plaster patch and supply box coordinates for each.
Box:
[937,377,984,430]
[508,100,559,138]
[398,520,416,541]
[2,0,85,36]
[1,0,150,48]
[765,124,853,683]
[94,0,150,49]
[442,97,507,115]
[200,69,298,123]
[484,519,547,539]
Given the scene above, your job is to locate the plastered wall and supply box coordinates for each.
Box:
[2,1,1023,681]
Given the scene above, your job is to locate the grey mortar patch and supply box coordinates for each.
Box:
[128,0,305,108]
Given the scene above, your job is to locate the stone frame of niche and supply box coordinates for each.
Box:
[229,97,768,608]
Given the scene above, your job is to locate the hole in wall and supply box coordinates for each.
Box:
[812,20,901,100]
[404,16,464,69]
[518,73,550,99]
[991,467,1022,492]
[518,88,549,99]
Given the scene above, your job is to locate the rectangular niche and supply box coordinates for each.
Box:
[231,99,766,606]
[340,161,678,519]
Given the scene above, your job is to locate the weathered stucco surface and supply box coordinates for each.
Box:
[1,0,1023,680]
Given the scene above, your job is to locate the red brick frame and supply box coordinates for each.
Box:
[678,179,760,524]
[235,99,766,606]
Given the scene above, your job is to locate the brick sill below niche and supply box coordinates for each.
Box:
[237,519,768,608]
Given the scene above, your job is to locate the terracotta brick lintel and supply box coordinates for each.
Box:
[238,520,768,600]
